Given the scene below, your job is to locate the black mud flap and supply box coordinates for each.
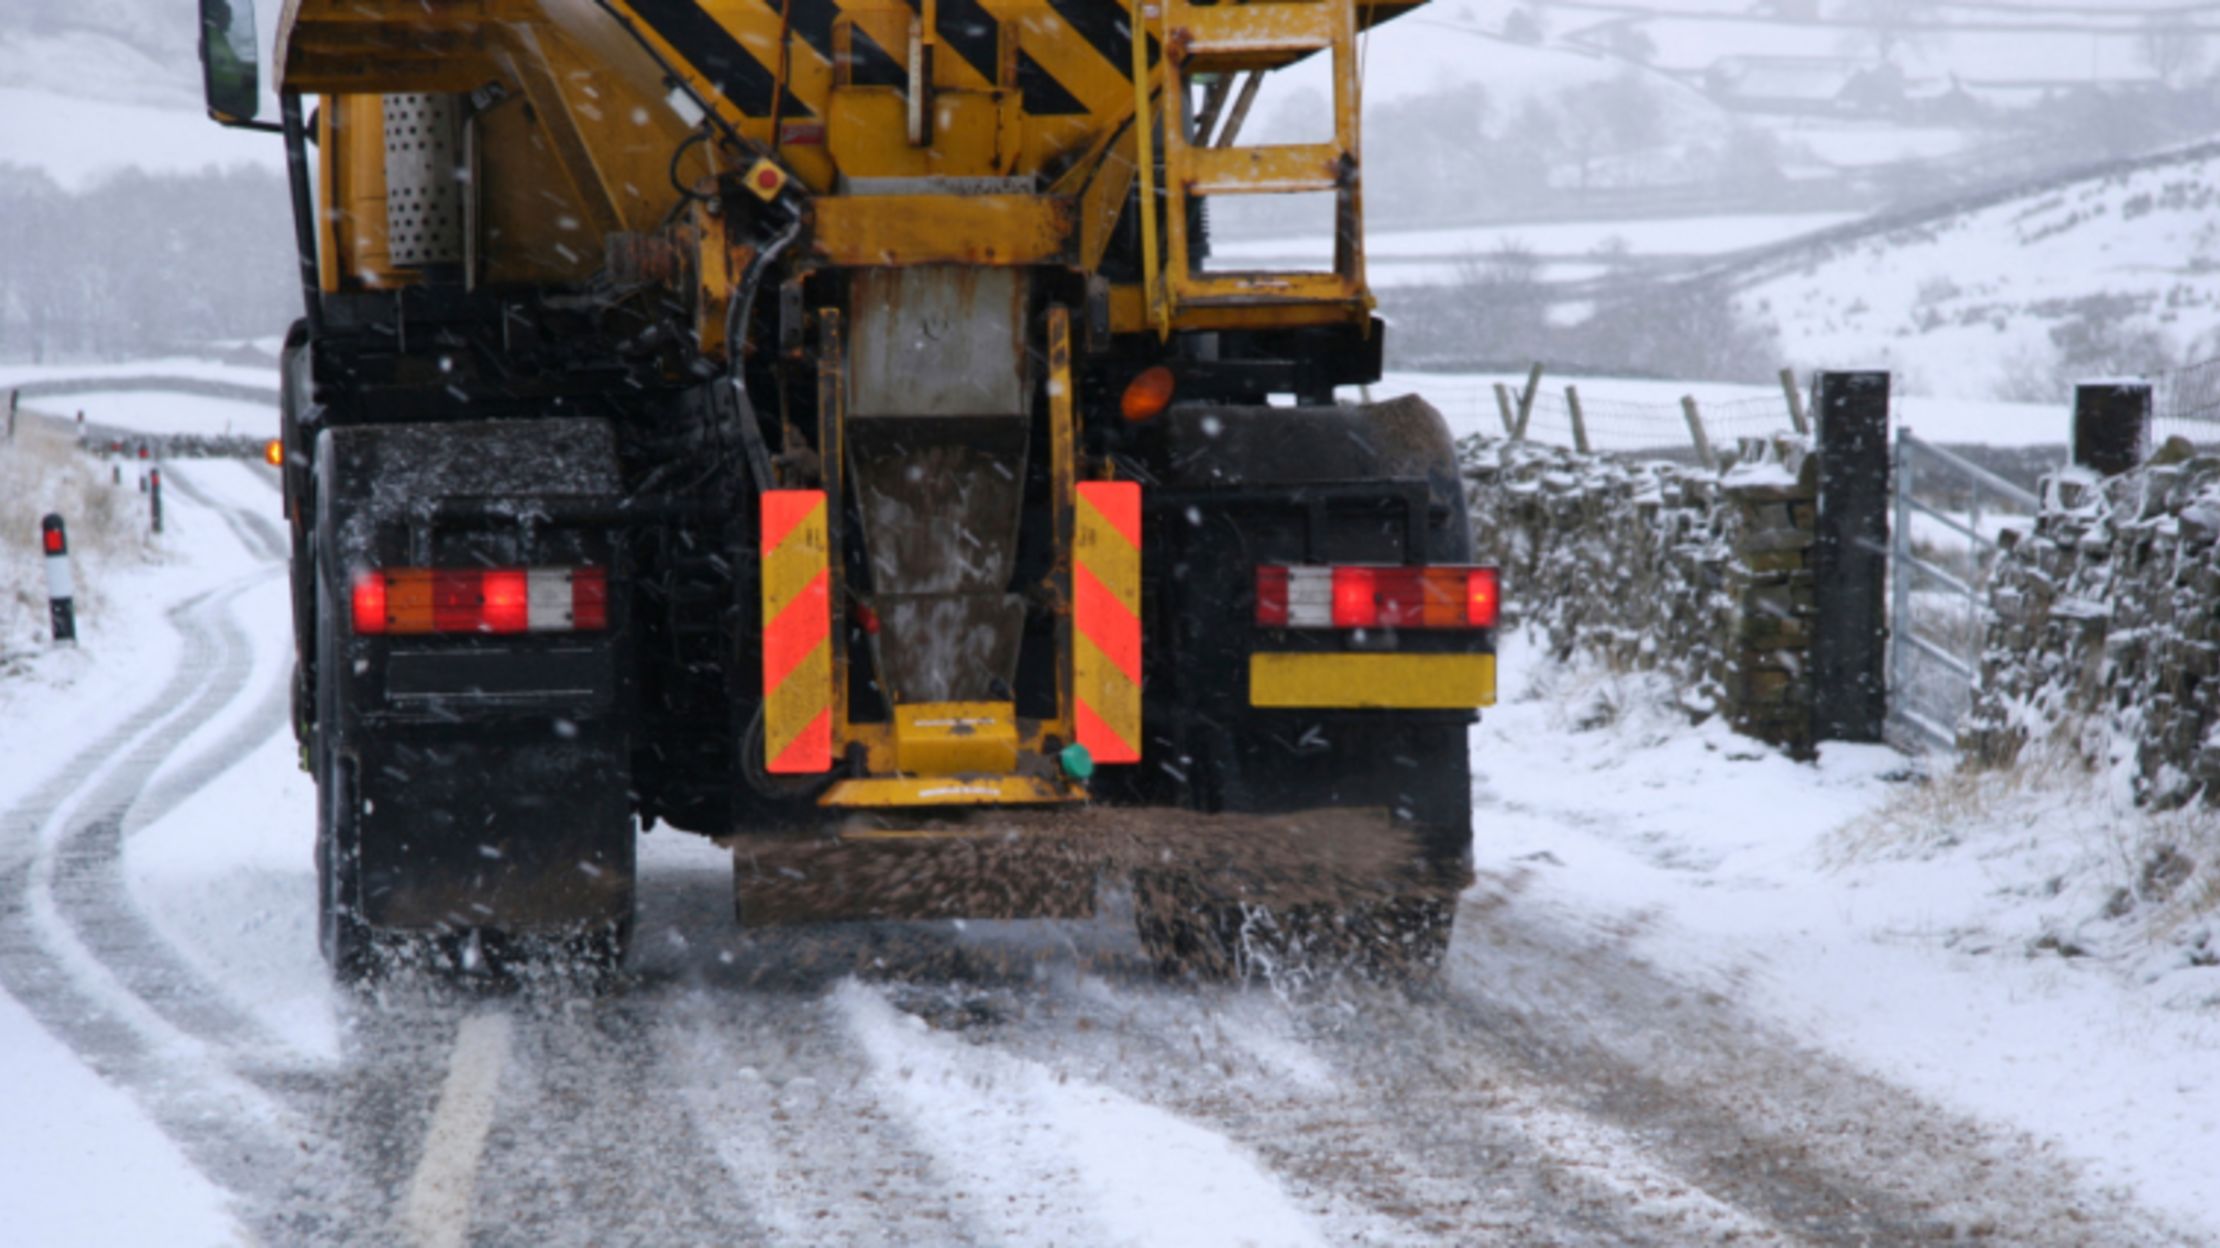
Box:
[313,417,637,943]
[352,731,635,934]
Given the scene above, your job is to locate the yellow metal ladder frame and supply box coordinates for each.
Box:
[1129,0,1370,333]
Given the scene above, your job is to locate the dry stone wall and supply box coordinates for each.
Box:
[1460,434,1820,757]
[1965,443,2220,808]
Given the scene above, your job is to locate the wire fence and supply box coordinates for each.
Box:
[1442,370,1807,463]
[2156,354,2220,449]
[1464,355,2220,464]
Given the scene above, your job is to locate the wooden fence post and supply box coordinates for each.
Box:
[1680,395,1717,471]
[1493,384,1519,438]
[1564,385,1591,455]
[1514,362,1544,439]
[1779,367,1811,436]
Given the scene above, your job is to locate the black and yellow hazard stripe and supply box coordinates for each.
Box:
[614,0,1147,124]
[627,0,816,118]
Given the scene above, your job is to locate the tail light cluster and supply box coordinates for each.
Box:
[1255,565,1499,630]
[351,567,608,636]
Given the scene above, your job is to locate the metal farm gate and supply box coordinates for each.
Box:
[1885,431,2040,751]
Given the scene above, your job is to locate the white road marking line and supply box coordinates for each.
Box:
[401,1010,512,1248]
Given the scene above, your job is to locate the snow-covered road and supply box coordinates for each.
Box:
[1,454,2211,1247]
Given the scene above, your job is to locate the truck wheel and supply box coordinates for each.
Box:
[317,757,377,982]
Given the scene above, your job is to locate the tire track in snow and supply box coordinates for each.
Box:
[22,464,798,1245]
[835,978,1338,1248]
[872,968,1768,1247]
[1426,878,2207,1247]
[47,567,287,1057]
[0,466,388,1245]
[0,583,356,1243]
[457,994,778,1248]
[2,462,797,1246]
[653,986,987,1247]
[37,467,294,1059]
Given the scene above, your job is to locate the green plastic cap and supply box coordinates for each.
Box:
[1059,743,1096,780]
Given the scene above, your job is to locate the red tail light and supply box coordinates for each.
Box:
[1330,567,1376,628]
[352,572,388,635]
[351,566,608,636]
[1255,564,1501,630]
[478,570,529,633]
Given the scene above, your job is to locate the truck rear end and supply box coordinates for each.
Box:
[209,0,1496,978]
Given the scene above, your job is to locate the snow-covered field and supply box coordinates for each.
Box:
[35,391,280,441]
[2,402,2215,1245]
[1734,144,2220,400]
[0,356,280,396]
[1478,656,2220,1238]
[1220,211,1862,289]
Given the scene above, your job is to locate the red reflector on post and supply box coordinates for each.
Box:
[43,528,64,555]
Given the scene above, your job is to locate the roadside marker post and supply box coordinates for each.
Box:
[150,467,163,535]
[42,515,76,645]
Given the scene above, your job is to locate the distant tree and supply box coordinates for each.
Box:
[1599,20,1658,65]
[2049,306,2175,381]
[1835,0,1933,63]
[1454,240,1550,356]
[2140,15,2206,88]
[1836,61,1909,116]
[1503,6,1545,45]
[1252,85,1331,145]
[1366,80,1497,222]
[1556,74,1665,190]
[1715,125,1789,194]
[1576,282,1781,383]
[2037,87,2155,161]
[0,164,295,363]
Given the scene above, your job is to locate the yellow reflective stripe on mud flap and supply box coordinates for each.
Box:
[1248,653,1497,710]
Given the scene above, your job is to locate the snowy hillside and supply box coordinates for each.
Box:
[0,5,284,188]
[1732,141,2220,400]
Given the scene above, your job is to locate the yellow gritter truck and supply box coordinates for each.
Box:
[199,0,1497,978]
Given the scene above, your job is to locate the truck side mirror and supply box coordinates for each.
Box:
[198,0,261,125]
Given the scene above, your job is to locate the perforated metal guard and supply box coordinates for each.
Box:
[383,93,464,268]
